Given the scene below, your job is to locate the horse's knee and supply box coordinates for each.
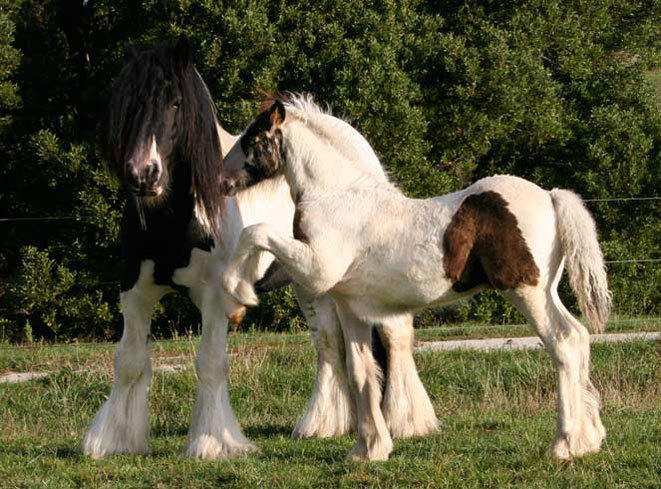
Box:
[195,351,229,387]
[548,329,589,367]
[114,343,151,385]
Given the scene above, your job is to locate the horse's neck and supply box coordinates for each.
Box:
[216,122,238,159]
[283,122,377,195]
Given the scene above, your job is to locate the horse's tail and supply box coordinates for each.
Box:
[550,189,612,333]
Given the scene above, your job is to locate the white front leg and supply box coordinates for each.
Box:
[335,302,393,461]
[82,260,166,458]
[186,285,257,458]
[223,223,339,306]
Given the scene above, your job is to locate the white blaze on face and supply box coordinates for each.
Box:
[148,134,163,196]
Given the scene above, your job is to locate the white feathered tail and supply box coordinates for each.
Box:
[550,189,612,333]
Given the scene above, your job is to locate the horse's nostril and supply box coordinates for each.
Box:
[146,160,161,184]
[127,166,142,187]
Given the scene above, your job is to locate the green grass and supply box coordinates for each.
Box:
[1,334,660,488]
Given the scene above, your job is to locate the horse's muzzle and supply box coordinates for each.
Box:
[127,160,163,197]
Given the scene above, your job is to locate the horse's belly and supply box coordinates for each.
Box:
[334,246,452,308]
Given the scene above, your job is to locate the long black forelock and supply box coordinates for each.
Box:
[102,42,224,235]
[104,47,170,176]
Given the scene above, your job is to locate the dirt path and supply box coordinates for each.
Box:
[416,331,661,353]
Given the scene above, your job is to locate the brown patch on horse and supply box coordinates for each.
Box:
[443,191,539,292]
[293,207,308,243]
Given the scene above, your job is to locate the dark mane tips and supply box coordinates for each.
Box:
[184,66,224,236]
[181,63,224,235]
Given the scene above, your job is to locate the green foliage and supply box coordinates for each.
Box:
[244,287,305,334]
[0,0,659,340]
[6,246,114,340]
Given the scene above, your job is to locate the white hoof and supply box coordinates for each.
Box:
[187,384,258,459]
[550,425,605,460]
[292,376,355,438]
[82,432,149,459]
[235,279,259,306]
[346,436,393,462]
[384,402,439,439]
[382,370,439,438]
[292,412,354,439]
[186,434,258,459]
[81,401,149,458]
[223,273,259,307]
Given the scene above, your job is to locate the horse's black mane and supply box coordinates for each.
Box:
[101,39,223,234]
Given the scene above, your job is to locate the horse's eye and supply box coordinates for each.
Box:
[240,137,251,156]
[173,101,180,110]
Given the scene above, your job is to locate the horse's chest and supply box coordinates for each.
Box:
[121,207,213,291]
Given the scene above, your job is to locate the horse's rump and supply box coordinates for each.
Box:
[443,190,540,292]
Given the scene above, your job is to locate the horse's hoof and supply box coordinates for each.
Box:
[186,435,259,459]
[346,438,392,462]
[234,279,259,307]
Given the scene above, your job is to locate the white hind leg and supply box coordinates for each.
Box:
[292,285,355,438]
[547,298,605,459]
[505,286,605,459]
[185,286,257,458]
[376,315,438,438]
[336,302,393,461]
[82,260,166,458]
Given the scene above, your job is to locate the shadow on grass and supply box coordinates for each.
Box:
[152,424,189,437]
[0,442,84,462]
[54,445,84,461]
[150,422,295,440]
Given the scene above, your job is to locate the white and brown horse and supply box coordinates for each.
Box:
[222,95,612,461]
[82,40,436,459]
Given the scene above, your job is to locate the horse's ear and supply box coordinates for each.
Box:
[125,43,139,60]
[269,100,285,127]
[173,34,191,73]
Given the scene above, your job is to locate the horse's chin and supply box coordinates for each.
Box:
[133,186,169,207]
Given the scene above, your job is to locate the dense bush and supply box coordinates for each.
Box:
[0,0,659,341]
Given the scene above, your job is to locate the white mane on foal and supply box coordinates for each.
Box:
[278,93,391,184]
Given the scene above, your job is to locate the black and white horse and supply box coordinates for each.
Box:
[222,97,611,461]
[82,39,437,459]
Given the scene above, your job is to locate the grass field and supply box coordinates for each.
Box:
[1,329,660,488]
